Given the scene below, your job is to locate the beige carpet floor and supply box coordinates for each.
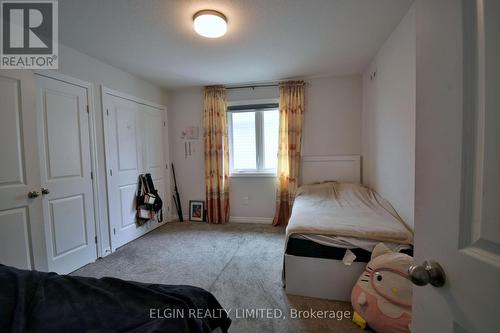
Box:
[73,222,364,333]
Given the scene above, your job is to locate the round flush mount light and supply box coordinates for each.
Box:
[193,10,227,38]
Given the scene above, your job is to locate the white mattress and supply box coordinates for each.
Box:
[286,182,414,246]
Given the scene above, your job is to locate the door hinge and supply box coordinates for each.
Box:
[109,169,113,176]
[87,105,90,114]
[163,121,166,126]
[113,228,116,235]
[90,171,93,179]
[166,163,168,169]
[106,109,109,116]
[94,235,97,244]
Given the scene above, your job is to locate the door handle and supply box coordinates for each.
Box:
[27,191,40,198]
[408,260,446,287]
[41,188,50,195]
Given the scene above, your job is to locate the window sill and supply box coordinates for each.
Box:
[230,173,277,178]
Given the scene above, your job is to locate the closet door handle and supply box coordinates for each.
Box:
[28,191,40,198]
[41,188,50,195]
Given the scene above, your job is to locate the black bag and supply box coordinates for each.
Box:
[136,173,163,224]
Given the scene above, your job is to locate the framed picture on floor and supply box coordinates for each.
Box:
[189,200,205,222]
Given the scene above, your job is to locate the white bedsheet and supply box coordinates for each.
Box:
[286,182,414,246]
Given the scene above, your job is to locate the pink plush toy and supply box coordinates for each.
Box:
[351,243,413,333]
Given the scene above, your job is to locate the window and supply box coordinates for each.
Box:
[228,103,279,175]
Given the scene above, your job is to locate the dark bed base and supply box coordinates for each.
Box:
[286,237,413,261]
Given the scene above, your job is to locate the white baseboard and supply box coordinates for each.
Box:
[229,216,273,224]
[168,214,273,224]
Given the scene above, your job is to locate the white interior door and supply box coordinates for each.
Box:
[0,71,46,271]
[413,1,500,332]
[35,74,97,274]
[104,92,167,251]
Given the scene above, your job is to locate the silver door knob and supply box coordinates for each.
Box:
[27,190,40,198]
[41,188,50,195]
[408,260,446,287]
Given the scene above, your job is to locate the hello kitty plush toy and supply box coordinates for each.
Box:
[351,243,413,333]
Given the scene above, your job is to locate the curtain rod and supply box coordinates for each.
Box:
[225,81,306,90]
[226,83,279,90]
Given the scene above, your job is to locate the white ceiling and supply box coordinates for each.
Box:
[59,0,413,88]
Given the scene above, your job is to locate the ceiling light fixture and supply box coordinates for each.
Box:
[193,10,227,38]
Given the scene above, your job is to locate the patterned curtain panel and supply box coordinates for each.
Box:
[273,81,305,226]
[203,85,230,224]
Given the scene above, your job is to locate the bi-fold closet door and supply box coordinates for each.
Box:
[103,90,169,252]
[0,71,98,274]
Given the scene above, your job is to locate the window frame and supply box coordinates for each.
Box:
[227,99,279,177]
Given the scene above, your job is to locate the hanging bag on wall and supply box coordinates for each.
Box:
[136,175,152,225]
[144,173,163,222]
[136,174,163,225]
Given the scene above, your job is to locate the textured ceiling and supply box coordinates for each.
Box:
[59,0,413,88]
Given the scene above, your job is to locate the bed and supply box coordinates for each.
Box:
[0,264,231,333]
[283,155,413,301]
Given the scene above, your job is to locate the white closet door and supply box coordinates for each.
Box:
[104,92,167,251]
[35,75,97,274]
[0,71,45,270]
[105,95,144,250]
[142,104,168,222]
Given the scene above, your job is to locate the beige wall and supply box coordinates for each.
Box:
[168,75,362,222]
[167,88,205,220]
[303,75,362,156]
[362,4,415,228]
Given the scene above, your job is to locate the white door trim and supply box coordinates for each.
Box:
[34,70,103,258]
[101,85,169,252]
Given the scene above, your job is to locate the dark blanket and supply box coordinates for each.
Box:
[0,265,231,333]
